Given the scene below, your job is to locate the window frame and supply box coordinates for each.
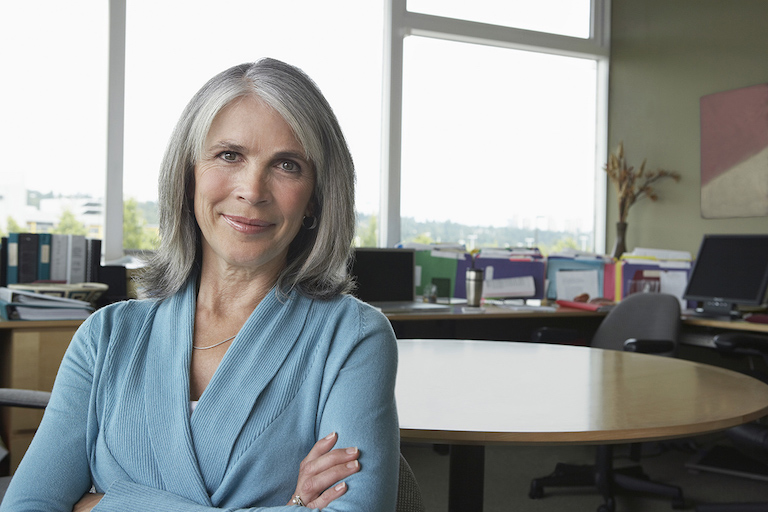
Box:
[380,0,610,249]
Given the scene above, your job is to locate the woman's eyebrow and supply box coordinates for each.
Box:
[207,141,248,154]
[273,150,310,162]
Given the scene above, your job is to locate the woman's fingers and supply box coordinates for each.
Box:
[307,481,348,509]
[303,431,340,461]
[300,445,360,479]
[300,449,360,495]
[73,492,104,512]
[291,432,361,507]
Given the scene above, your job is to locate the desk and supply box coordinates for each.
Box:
[387,304,605,342]
[396,339,768,511]
[683,316,768,335]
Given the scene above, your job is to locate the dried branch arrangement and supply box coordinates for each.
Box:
[604,142,681,223]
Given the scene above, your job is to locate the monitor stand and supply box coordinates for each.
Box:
[694,300,742,320]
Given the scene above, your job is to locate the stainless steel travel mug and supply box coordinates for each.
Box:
[466,268,484,307]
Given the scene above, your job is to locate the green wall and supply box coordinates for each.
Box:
[607,0,768,256]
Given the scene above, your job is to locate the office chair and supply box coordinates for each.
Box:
[0,388,51,502]
[397,453,426,512]
[0,388,425,511]
[529,292,685,512]
[694,331,768,512]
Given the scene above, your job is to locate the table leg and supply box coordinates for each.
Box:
[448,445,485,512]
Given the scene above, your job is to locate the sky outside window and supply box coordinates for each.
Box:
[407,0,592,38]
[124,0,384,217]
[400,36,598,244]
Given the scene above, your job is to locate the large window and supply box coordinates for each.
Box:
[383,0,609,253]
[1,0,609,261]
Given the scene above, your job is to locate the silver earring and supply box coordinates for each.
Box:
[302,215,318,230]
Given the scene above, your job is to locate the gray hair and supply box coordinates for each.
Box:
[137,59,356,300]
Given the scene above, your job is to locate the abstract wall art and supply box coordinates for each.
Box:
[700,83,768,218]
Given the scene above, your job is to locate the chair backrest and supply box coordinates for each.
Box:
[0,389,52,505]
[396,453,426,512]
[590,292,681,353]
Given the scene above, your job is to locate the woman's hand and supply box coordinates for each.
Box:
[289,432,361,509]
[73,492,104,512]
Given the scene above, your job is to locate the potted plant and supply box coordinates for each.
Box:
[604,142,681,258]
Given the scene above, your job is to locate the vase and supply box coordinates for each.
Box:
[611,221,628,259]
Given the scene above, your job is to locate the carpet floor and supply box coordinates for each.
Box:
[401,433,768,511]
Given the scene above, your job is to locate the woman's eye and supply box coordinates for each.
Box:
[280,161,298,172]
[220,151,238,162]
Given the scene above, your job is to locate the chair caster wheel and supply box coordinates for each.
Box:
[597,497,615,512]
[529,481,544,499]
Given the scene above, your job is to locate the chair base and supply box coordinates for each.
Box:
[529,445,686,512]
[696,503,768,512]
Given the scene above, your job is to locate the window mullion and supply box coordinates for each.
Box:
[105,0,126,262]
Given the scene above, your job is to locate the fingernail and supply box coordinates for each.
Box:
[335,482,346,491]
[346,447,358,455]
[325,432,336,440]
[347,460,359,469]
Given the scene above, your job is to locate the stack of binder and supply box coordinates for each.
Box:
[0,233,101,287]
[0,287,94,321]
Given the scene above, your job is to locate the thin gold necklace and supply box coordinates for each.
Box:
[193,334,237,350]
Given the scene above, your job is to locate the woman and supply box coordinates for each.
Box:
[1,59,399,511]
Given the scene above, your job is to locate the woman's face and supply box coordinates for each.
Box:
[194,95,315,276]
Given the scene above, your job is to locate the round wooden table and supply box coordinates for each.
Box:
[396,339,768,511]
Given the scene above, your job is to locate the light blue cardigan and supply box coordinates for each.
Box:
[1,279,400,511]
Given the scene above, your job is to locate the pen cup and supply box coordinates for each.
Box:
[466,268,484,307]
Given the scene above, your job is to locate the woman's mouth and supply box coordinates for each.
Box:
[222,215,274,234]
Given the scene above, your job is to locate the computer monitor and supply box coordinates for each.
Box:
[349,248,416,303]
[683,234,768,318]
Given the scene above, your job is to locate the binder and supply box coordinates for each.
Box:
[545,255,609,300]
[49,234,69,282]
[38,233,52,281]
[6,233,19,285]
[66,235,87,284]
[614,258,691,301]
[17,233,39,284]
[0,237,8,287]
[413,249,463,297]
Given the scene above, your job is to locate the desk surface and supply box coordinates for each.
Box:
[396,339,768,445]
[0,320,84,330]
[387,304,768,332]
[386,304,604,321]
[682,315,768,334]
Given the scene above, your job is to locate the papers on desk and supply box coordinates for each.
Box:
[616,249,692,308]
[624,247,693,262]
[482,275,536,298]
[556,299,614,312]
[555,270,600,301]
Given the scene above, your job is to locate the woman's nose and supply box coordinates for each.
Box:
[237,167,271,205]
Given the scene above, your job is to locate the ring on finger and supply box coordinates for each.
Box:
[291,494,306,507]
